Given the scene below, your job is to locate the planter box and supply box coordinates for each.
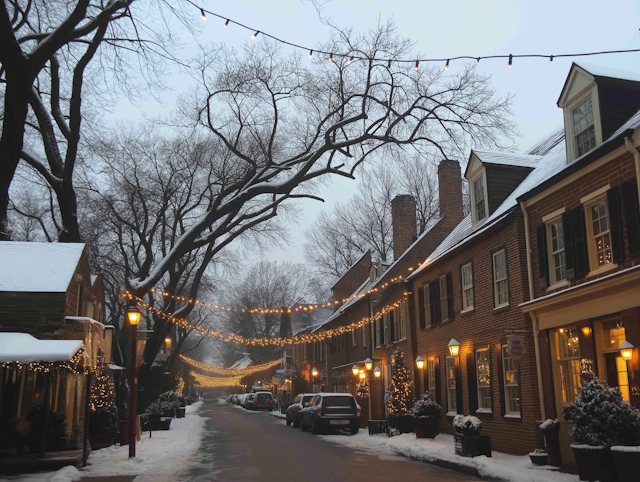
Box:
[611,446,640,482]
[529,452,548,466]
[454,434,492,458]
[543,430,562,467]
[177,408,186,418]
[415,418,439,439]
[572,445,617,482]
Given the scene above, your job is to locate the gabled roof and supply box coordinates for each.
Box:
[558,62,640,107]
[471,151,542,169]
[0,242,85,293]
[230,354,253,369]
[0,333,84,363]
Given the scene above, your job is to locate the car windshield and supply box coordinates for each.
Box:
[322,396,354,407]
[257,393,271,401]
[302,396,313,405]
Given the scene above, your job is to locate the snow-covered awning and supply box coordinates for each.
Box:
[0,332,84,363]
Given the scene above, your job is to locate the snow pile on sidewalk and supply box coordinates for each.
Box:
[319,432,578,482]
[268,410,286,419]
[10,401,206,482]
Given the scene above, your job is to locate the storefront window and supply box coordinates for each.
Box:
[476,348,491,411]
[602,319,626,351]
[501,346,520,416]
[556,327,582,404]
[597,318,630,402]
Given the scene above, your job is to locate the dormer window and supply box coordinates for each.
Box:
[572,97,596,157]
[470,170,489,225]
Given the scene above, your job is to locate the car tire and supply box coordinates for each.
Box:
[293,415,300,428]
[350,423,359,435]
[301,417,308,432]
[311,416,322,435]
[286,414,292,426]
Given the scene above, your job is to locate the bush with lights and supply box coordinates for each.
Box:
[357,380,369,398]
[89,348,119,444]
[384,347,413,420]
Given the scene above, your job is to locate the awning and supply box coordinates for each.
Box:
[0,333,83,363]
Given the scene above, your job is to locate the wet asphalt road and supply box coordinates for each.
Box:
[187,401,477,482]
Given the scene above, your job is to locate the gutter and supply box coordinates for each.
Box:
[624,137,640,211]
[519,201,546,422]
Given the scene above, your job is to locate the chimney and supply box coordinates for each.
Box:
[391,195,417,260]
[438,160,463,226]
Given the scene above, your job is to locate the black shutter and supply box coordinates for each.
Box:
[418,286,426,329]
[380,314,385,346]
[455,355,463,414]
[622,179,640,258]
[390,309,395,343]
[467,351,478,414]
[433,281,441,324]
[572,205,590,278]
[446,272,454,321]
[536,224,549,289]
[434,356,441,407]
[562,210,576,280]
[496,344,506,417]
[607,186,625,264]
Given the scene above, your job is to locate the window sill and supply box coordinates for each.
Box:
[504,414,522,420]
[474,409,493,415]
[493,304,510,314]
[446,411,458,420]
[546,280,571,291]
[460,308,475,315]
[586,263,618,278]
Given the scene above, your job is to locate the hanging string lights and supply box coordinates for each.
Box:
[1,348,86,374]
[179,355,282,375]
[191,371,243,388]
[185,0,640,68]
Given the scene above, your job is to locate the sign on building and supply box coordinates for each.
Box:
[507,335,525,360]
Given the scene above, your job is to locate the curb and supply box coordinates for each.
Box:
[429,457,480,478]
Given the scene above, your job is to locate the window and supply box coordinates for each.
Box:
[362,325,367,347]
[587,198,613,268]
[476,348,491,411]
[446,356,457,414]
[461,263,474,311]
[599,319,630,402]
[555,327,581,404]
[427,357,436,398]
[76,282,83,316]
[501,345,520,416]
[352,329,357,347]
[548,219,566,284]
[492,250,509,307]
[383,312,390,346]
[473,175,487,223]
[375,316,382,348]
[440,275,449,322]
[393,300,407,341]
[423,285,431,327]
[572,97,596,157]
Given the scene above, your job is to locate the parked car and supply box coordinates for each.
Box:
[237,393,248,407]
[250,385,271,393]
[251,391,275,411]
[286,393,316,427]
[244,393,256,409]
[300,393,361,435]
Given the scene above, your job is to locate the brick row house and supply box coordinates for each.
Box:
[519,63,640,463]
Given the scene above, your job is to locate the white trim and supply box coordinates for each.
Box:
[580,185,610,204]
[461,262,474,311]
[446,411,458,417]
[542,207,566,223]
[546,217,567,286]
[469,169,489,226]
[475,408,493,414]
[587,263,618,278]
[562,85,603,162]
[504,414,522,419]
[546,280,571,291]
[492,249,509,308]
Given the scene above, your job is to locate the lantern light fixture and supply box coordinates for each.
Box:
[365,358,373,371]
[311,367,319,378]
[359,370,366,380]
[619,341,634,361]
[373,367,381,378]
[127,306,141,326]
[448,338,460,356]
[352,364,359,376]
[416,356,425,370]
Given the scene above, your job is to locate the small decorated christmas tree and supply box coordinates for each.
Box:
[90,348,116,411]
[384,347,412,418]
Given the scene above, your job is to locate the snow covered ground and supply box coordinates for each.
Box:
[2,401,205,482]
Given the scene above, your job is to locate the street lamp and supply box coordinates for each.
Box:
[373,367,381,378]
[311,367,318,378]
[619,341,635,361]
[352,364,359,376]
[364,358,373,371]
[448,338,460,356]
[127,305,141,458]
[416,356,425,370]
[359,370,366,380]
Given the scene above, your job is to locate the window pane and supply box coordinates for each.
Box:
[501,346,520,415]
[446,357,457,412]
[476,349,491,410]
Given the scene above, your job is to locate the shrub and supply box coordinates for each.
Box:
[565,377,640,447]
[453,414,482,436]
[26,405,67,452]
[145,390,182,416]
[539,418,560,434]
[412,392,441,420]
[90,406,119,441]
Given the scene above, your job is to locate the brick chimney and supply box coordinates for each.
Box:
[438,160,463,227]
[391,195,417,260]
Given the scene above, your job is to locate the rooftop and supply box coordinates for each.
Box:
[0,332,84,363]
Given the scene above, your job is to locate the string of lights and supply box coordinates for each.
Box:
[191,371,243,387]
[179,355,282,375]
[187,0,640,68]
[0,349,87,374]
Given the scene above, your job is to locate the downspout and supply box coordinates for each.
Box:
[520,201,546,421]
[624,137,640,211]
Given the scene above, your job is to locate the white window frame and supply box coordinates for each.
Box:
[439,275,449,322]
[501,345,520,417]
[585,195,616,274]
[470,170,489,225]
[492,250,509,308]
[461,263,474,311]
[476,348,492,412]
[571,96,597,158]
[446,356,457,415]
[560,82,603,162]
[399,299,407,340]
[547,217,567,286]
[427,357,436,397]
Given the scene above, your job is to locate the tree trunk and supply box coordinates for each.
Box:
[57,183,82,242]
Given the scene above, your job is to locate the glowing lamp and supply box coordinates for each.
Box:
[365,358,373,371]
[352,364,359,376]
[311,368,319,378]
[416,356,425,370]
[619,341,634,361]
[448,338,460,356]
[373,367,381,378]
[127,307,141,326]
[359,370,366,380]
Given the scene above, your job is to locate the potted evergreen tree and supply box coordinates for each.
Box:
[385,347,414,434]
[412,392,441,439]
[539,419,561,466]
[566,377,640,482]
[452,414,491,457]
[89,406,120,449]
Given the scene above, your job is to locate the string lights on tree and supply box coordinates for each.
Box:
[384,347,413,417]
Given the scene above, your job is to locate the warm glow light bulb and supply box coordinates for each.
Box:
[224,19,229,27]
[444,59,449,71]
[200,8,206,20]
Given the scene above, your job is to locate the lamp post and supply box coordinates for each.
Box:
[448,339,460,356]
[127,305,141,458]
[415,356,425,396]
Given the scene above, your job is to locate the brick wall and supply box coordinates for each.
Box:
[438,160,464,227]
[391,195,417,260]
[412,213,543,455]
[332,251,371,310]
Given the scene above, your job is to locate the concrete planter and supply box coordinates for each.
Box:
[454,434,492,458]
[611,446,640,482]
[571,444,616,482]
[415,417,439,439]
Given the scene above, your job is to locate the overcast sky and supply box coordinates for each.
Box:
[112,0,640,266]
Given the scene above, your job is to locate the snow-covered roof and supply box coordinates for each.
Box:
[472,151,542,169]
[230,354,253,369]
[312,276,374,332]
[0,332,83,363]
[65,316,106,328]
[0,242,85,293]
[291,306,333,336]
[523,128,565,157]
[575,62,640,84]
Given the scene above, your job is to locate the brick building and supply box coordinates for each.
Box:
[518,63,640,463]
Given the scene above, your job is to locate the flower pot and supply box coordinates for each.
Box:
[611,446,640,482]
[393,415,414,434]
[543,430,562,467]
[177,408,186,418]
[119,420,129,446]
[571,445,617,482]
[90,438,114,450]
[454,434,492,457]
[529,452,548,466]
[415,417,439,439]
